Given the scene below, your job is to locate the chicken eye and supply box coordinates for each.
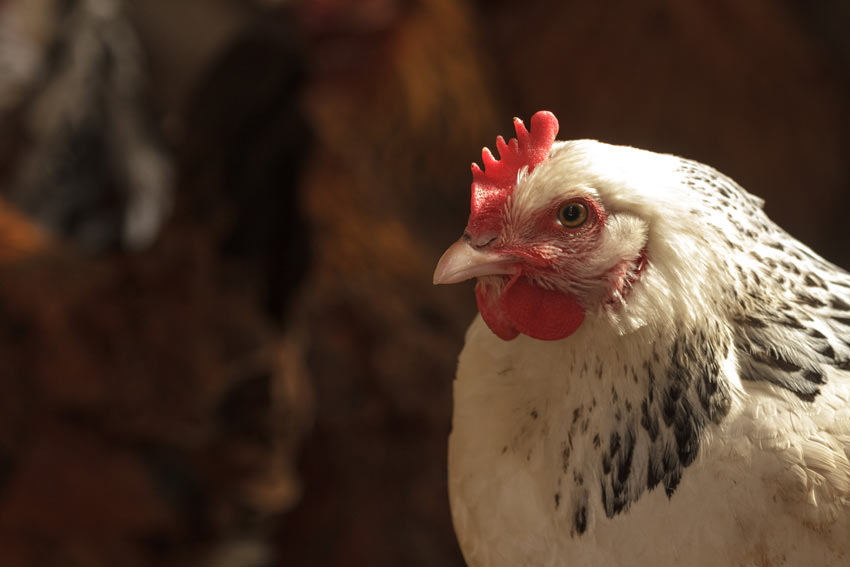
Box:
[557,202,588,228]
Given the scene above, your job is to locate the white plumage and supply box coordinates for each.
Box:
[435,114,850,566]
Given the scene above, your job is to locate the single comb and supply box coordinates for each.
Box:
[468,111,559,235]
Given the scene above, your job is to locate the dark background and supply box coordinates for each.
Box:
[0,0,848,565]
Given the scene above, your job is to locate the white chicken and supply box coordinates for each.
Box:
[434,111,850,566]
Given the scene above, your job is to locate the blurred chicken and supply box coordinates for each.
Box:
[1,0,173,252]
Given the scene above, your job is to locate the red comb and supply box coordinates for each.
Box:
[468,111,559,234]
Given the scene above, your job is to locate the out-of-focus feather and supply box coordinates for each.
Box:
[2,0,173,252]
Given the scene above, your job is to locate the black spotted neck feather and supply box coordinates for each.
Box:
[677,158,850,399]
[542,320,732,536]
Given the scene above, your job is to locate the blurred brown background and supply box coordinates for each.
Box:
[0,0,848,565]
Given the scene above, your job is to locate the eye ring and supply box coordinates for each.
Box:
[557,201,588,228]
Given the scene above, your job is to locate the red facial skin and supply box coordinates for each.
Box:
[463,110,641,341]
[472,197,608,341]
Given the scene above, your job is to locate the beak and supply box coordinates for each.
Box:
[433,238,516,285]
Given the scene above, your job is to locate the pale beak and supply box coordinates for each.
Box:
[433,238,517,284]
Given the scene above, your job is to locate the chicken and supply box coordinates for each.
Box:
[433,111,850,566]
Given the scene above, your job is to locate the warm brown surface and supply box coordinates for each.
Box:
[0,1,848,566]
[0,224,312,566]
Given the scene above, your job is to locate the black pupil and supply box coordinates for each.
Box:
[563,205,581,222]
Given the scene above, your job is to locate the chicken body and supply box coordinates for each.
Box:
[436,112,850,566]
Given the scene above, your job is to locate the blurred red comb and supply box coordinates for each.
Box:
[468,111,559,234]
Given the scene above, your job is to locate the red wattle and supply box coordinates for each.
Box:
[500,273,585,341]
[475,281,519,340]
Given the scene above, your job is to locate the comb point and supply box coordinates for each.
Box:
[513,117,529,141]
[481,147,498,169]
[496,135,509,158]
